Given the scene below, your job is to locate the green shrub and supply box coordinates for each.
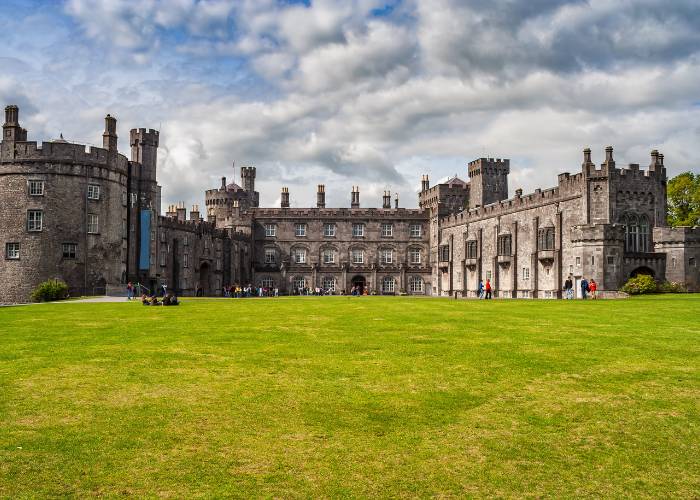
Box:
[621,274,658,295]
[657,281,687,293]
[31,279,69,302]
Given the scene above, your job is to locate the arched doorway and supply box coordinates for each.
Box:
[351,275,366,295]
[630,266,655,278]
[199,262,211,296]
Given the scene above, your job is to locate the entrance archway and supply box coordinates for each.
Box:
[351,275,366,295]
[199,262,211,296]
[630,266,655,278]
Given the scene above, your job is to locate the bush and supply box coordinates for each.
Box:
[657,281,687,293]
[621,274,657,295]
[31,279,69,302]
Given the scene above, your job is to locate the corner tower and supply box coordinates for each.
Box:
[468,157,509,209]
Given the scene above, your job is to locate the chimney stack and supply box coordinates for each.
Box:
[221,177,227,189]
[382,190,391,209]
[394,192,399,209]
[582,148,592,166]
[281,187,290,208]
[515,188,523,197]
[351,186,360,208]
[166,204,177,218]
[102,114,118,152]
[317,184,325,208]
[604,146,614,166]
[421,175,430,192]
[176,201,186,222]
[190,204,200,221]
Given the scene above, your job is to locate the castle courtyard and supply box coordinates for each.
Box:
[1,295,698,497]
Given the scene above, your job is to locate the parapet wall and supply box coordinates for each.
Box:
[252,207,427,220]
[1,140,130,174]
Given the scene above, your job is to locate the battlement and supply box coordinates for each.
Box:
[468,157,510,177]
[581,147,666,182]
[0,140,130,173]
[252,207,427,220]
[653,226,700,244]
[129,128,159,147]
[570,223,625,243]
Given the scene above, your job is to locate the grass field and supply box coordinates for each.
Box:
[1,296,699,498]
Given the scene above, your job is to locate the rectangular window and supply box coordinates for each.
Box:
[130,193,138,206]
[522,267,530,280]
[62,243,77,259]
[183,236,189,247]
[690,257,697,267]
[87,214,99,234]
[265,224,276,237]
[351,249,364,264]
[265,248,276,264]
[323,223,336,237]
[409,276,424,292]
[381,223,393,237]
[159,252,166,267]
[466,240,478,259]
[295,223,306,237]
[497,234,512,256]
[576,256,581,266]
[409,248,421,264]
[184,253,189,268]
[122,191,127,206]
[28,180,44,196]
[27,210,43,231]
[410,224,422,238]
[352,223,365,237]
[87,184,100,200]
[591,255,595,266]
[381,249,393,264]
[671,257,676,269]
[607,256,614,265]
[323,249,335,264]
[538,227,555,251]
[5,242,20,260]
[438,245,450,262]
[216,259,221,271]
[293,248,307,264]
[486,270,492,281]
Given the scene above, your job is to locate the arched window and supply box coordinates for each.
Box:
[292,276,306,292]
[622,213,650,252]
[322,276,336,292]
[409,276,424,293]
[537,227,555,251]
[382,276,395,294]
[639,215,649,252]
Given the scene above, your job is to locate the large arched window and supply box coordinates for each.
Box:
[382,276,395,294]
[409,276,424,293]
[622,213,650,252]
[639,215,649,252]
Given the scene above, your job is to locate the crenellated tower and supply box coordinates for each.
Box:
[468,157,509,209]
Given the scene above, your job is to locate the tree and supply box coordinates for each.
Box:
[667,172,700,227]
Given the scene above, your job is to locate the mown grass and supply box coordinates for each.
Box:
[0,295,698,498]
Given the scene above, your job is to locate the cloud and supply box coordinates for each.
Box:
[0,0,698,212]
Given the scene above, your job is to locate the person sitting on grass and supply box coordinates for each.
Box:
[162,293,172,306]
[149,294,161,306]
[141,294,150,305]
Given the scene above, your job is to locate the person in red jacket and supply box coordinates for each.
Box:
[485,279,492,299]
[589,279,597,299]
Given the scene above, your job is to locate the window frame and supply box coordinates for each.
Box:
[292,247,307,264]
[294,223,307,237]
[409,224,422,238]
[380,248,393,264]
[62,242,77,259]
[87,214,99,234]
[5,242,20,260]
[409,276,424,293]
[87,184,101,201]
[28,180,44,196]
[264,223,276,237]
[409,247,421,264]
[381,223,393,237]
[322,248,335,264]
[382,276,395,293]
[27,210,43,232]
[323,223,336,238]
[351,248,364,264]
[264,247,277,264]
[352,223,365,238]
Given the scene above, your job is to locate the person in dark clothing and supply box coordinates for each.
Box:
[564,276,573,299]
[580,277,589,299]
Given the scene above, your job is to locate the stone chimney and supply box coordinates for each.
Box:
[281,187,290,208]
[102,114,118,152]
[582,147,593,167]
[382,190,391,209]
[394,192,399,209]
[317,184,326,208]
[604,146,615,167]
[166,204,177,218]
[176,201,186,222]
[351,186,360,208]
[221,177,227,190]
[515,188,523,197]
[421,175,430,192]
[190,204,200,221]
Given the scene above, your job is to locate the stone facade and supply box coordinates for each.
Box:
[2,102,698,303]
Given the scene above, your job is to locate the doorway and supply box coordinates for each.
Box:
[351,275,366,295]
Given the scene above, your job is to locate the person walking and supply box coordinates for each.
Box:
[485,279,492,300]
[564,276,573,300]
[126,281,134,300]
[589,279,598,299]
[477,280,484,299]
[580,277,589,299]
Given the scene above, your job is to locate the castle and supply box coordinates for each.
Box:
[0,104,698,303]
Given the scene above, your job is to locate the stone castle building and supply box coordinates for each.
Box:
[1,103,698,303]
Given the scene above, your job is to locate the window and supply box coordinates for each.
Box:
[261,277,274,289]
[380,249,393,264]
[538,227,555,251]
[62,243,77,259]
[292,247,307,264]
[410,224,422,238]
[486,270,492,281]
[294,223,306,237]
[27,210,43,231]
[184,236,189,247]
[622,213,650,252]
[522,267,530,280]
[160,231,167,243]
[439,245,450,262]
[322,276,336,291]
[265,224,276,237]
[591,255,595,266]
[382,276,395,293]
[409,247,421,264]
[409,276,424,293]
[322,248,335,264]
[159,252,166,267]
[122,191,127,206]
[576,256,581,266]
[671,257,676,269]
[130,193,138,206]
[87,214,99,234]
[216,258,221,271]
[323,223,336,237]
[607,256,615,265]
[690,257,697,267]
[569,265,574,274]
[28,180,44,196]
[293,276,306,291]
[265,248,276,264]
[87,184,100,200]
[497,234,512,256]
[351,248,364,264]
[352,223,365,237]
[184,253,189,268]
[466,240,478,259]
[5,242,19,260]
[381,223,393,237]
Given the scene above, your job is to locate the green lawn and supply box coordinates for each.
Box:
[1,296,698,498]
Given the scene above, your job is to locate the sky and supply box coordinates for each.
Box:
[1,0,699,210]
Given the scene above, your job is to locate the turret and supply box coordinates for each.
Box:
[468,157,510,209]
[382,190,392,209]
[317,184,325,208]
[351,186,360,208]
[241,166,256,194]
[281,187,290,208]
[3,105,26,142]
[130,127,159,181]
[102,114,118,152]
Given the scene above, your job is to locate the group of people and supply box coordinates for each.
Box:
[564,276,597,299]
[350,285,369,296]
[222,285,279,298]
[476,279,494,299]
[141,292,179,306]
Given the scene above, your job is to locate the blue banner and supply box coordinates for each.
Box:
[139,210,151,270]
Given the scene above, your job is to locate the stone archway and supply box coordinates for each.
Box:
[351,275,366,295]
[630,266,655,278]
